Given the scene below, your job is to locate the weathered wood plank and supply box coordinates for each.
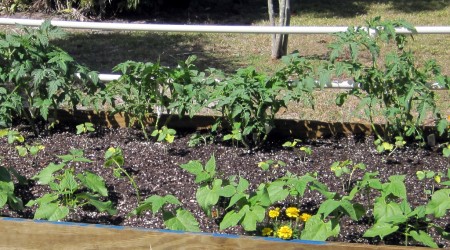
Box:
[0,218,424,250]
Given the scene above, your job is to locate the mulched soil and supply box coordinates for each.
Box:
[0,124,449,248]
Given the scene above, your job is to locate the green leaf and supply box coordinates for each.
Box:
[59,170,78,193]
[77,171,108,196]
[220,209,245,230]
[363,222,399,239]
[196,184,220,216]
[32,163,65,184]
[426,189,450,218]
[0,166,12,182]
[318,199,341,218]
[80,194,117,215]
[301,215,340,241]
[266,181,289,203]
[34,203,70,221]
[409,230,438,248]
[163,209,200,232]
[373,199,408,224]
[204,154,216,175]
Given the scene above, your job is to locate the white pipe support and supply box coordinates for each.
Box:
[1,18,450,34]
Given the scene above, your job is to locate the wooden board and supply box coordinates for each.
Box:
[53,109,445,142]
[0,217,427,250]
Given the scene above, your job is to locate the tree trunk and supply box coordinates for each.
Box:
[268,0,291,59]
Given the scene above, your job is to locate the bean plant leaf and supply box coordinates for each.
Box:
[409,230,438,248]
[32,163,65,184]
[220,209,245,230]
[34,202,69,221]
[163,209,200,232]
[363,222,399,239]
[59,170,78,193]
[373,198,408,224]
[301,215,340,241]
[132,194,181,215]
[426,189,450,218]
[78,193,117,215]
[77,172,108,197]
[266,181,289,203]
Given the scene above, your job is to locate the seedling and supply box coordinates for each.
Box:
[188,132,213,147]
[0,129,24,144]
[283,139,312,162]
[416,170,442,198]
[257,160,286,171]
[76,122,95,135]
[330,160,366,192]
[15,144,45,157]
[375,136,406,157]
[104,147,140,204]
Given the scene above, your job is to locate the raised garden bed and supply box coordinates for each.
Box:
[0,114,449,248]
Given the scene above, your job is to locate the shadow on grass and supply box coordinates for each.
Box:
[291,0,449,18]
[53,32,239,73]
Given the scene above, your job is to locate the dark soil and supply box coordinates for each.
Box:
[0,125,449,248]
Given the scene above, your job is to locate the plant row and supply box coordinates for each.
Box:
[0,128,449,248]
[1,18,449,150]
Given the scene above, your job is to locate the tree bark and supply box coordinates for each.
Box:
[268,0,291,59]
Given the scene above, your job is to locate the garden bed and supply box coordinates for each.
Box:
[0,117,449,248]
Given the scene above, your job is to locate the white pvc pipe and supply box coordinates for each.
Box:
[95,74,446,89]
[1,18,450,34]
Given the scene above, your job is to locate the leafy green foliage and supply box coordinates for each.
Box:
[151,126,176,143]
[209,54,329,149]
[106,56,209,140]
[76,122,95,135]
[331,17,449,142]
[0,21,100,134]
[131,194,200,232]
[27,149,116,221]
[0,166,24,210]
[362,175,447,248]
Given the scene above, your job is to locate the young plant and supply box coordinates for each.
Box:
[76,122,95,135]
[104,147,140,204]
[180,155,235,218]
[0,129,24,144]
[332,17,449,143]
[0,21,100,134]
[330,160,367,192]
[257,159,286,171]
[187,132,213,147]
[209,56,328,150]
[282,139,312,162]
[151,125,176,144]
[106,56,208,140]
[131,194,200,232]
[15,144,45,157]
[363,175,444,248]
[27,149,116,221]
[416,170,443,198]
[374,136,406,156]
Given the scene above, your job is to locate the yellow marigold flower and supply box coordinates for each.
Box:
[268,207,280,218]
[277,225,293,240]
[262,227,273,236]
[300,213,312,222]
[285,207,300,218]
